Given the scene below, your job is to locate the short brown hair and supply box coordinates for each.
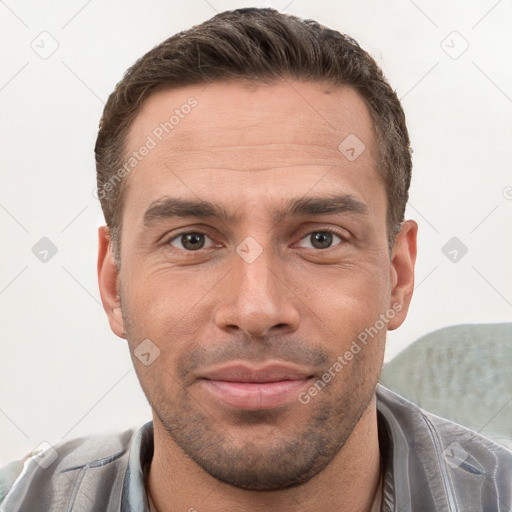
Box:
[95,7,412,265]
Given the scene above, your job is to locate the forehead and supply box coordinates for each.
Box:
[126,80,378,168]
[121,80,384,224]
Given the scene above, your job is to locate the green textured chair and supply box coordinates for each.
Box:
[380,322,512,449]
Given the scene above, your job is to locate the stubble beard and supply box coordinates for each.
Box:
[120,294,379,491]
[147,368,376,490]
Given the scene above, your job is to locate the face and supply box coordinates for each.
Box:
[98,80,417,490]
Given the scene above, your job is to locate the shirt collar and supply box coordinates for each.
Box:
[121,420,154,512]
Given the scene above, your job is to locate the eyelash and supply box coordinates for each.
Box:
[164,227,348,252]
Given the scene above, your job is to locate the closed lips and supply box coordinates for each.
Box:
[196,363,315,410]
[197,363,314,383]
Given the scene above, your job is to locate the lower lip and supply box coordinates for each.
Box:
[200,379,311,410]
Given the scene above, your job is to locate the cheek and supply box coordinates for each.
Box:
[298,268,390,374]
[124,264,219,330]
[290,259,391,331]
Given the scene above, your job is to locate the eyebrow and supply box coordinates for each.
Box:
[141,193,369,227]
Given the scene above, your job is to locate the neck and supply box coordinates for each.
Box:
[147,394,381,512]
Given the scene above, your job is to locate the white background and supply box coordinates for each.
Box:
[1,0,511,465]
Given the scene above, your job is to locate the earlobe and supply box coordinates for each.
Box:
[97,225,126,338]
[387,220,418,331]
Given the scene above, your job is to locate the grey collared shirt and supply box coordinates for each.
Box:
[1,385,511,511]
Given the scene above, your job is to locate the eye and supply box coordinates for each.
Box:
[168,232,217,251]
[296,230,345,250]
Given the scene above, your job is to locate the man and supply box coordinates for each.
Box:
[1,7,511,512]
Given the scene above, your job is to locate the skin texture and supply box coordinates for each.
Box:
[98,79,417,512]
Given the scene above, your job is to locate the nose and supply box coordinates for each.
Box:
[213,240,300,338]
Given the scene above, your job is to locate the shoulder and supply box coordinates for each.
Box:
[377,383,512,457]
[0,425,141,511]
[377,384,512,510]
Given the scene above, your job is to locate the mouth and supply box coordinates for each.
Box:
[197,362,315,410]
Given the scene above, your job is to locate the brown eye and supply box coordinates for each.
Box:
[297,230,344,250]
[169,232,211,251]
[311,232,333,249]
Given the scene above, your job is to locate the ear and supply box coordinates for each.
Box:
[387,220,418,330]
[97,225,126,338]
